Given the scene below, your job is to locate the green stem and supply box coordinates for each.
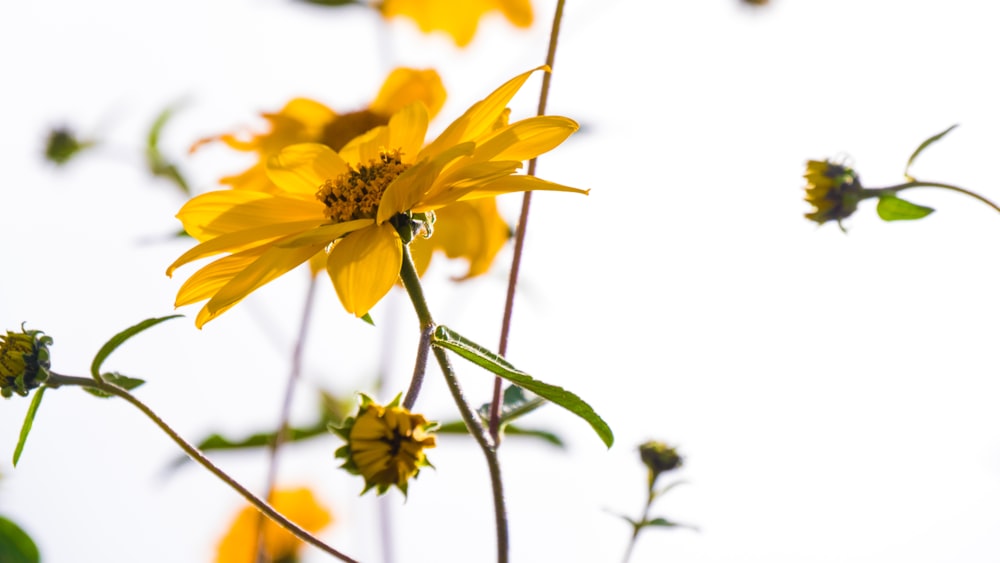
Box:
[621,475,656,563]
[866,182,1000,214]
[397,244,510,563]
[490,0,568,443]
[43,372,357,563]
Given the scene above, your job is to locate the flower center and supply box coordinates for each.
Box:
[316,149,410,222]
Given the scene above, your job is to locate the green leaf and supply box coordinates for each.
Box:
[476,384,547,426]
[904,124,958,180]
[166,417,333,470]
[432,326,614,448]
[646,517,680,528]
[12,387,45,467]
[90,315,182,381]
[653,480,688,500]
[0,516,40,563]
[435,420,565,447]
[82,373,147,398]
[146,105,191,195]
[876,195,935,221]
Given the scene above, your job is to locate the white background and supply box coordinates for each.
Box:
[4,0,1000,562]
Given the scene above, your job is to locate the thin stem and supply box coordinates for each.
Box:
[402,324,433,410]
[43,373,358,563]
[490,0,568,442]
[255,274,319,563]
[622,473,656,563]
[867,181,1000,214]
[397,245,509,563]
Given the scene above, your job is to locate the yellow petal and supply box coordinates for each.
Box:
[175,248,268,306]
[454,174,589,201]
[339,125,390,165]
[419,66,548,160]
[471,116,578,162]
[327,223,402,317]
[267,143,349,196]
[167,220,322,276]
[388,102,429,162]
[417,160,521,210]
[499,0,533,27]
[200,243,323,327]
[370,68,447,119]
[276,219,374,248]
[178,191,324,242]
[427,198,510,279]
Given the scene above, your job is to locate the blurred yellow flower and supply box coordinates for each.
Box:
[332,394,437,495]
[803,159,862,227]
[193,68,447,193]
[379,0,533,47]
[215,487,332,563]
[168,67,586,326]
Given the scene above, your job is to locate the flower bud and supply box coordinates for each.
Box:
[639,441,683,479]
[1,326,52,398]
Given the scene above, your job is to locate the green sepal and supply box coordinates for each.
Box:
[435,420,565,447]
[83,373,146,398]
[12,387,45,466]
[90,315,182,382]
[876,195,935,221]
[904,124,958,181]
[146,104,191,195]
[360,313,375,326]
[0,516,40,563]
[432,325,614,448]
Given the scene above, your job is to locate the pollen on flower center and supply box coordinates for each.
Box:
[316,149,410,222]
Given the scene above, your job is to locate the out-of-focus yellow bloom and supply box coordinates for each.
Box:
[379,0,533,47]
[332,394,437,495]
[410,198,511,279]
[193,68,447,193]
[168,67,586,326]
[0,326,52,399]
[215,487,332,563]
[803,159,862,227]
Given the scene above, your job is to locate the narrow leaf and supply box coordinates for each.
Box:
[432,326,614,448]
[0,516,40,563]
[147,105,191,195]
[904,124,958,180]
[876,195,935,221]
[166,420,331,470]
[646,517,680,528]
[12,387,45,466]
[84,373,147,398]
[435,420,565,447]
[90,315,182,380]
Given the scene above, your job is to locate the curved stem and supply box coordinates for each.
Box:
[256,274,319,563]
[490,0,568,443]
[620,483,654,563]
[867,181,1000,214]
[397,245,509,563]
[43,373,358,563]
[402,324,432,410]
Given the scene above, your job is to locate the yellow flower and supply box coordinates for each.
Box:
[193,67,447,193]
[215,487,332,563]
[332,394,437,495]
[1,326,52,399]
[379,0,533,47]
[803,159,863,227]
[168,67,586,327]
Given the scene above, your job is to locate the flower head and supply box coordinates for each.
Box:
[803,159,863,227]
[1,325,52,398]
[380,0,533,47]
[168,66,586,327]
[215,487,332,563]
[639,441,683,483]
[332,394,437,495]
[192,68,446,193]
[44,126,95,166]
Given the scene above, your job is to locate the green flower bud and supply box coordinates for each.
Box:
[1,325,52,398]
[639,440,683,479]
[44,126,95,166]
